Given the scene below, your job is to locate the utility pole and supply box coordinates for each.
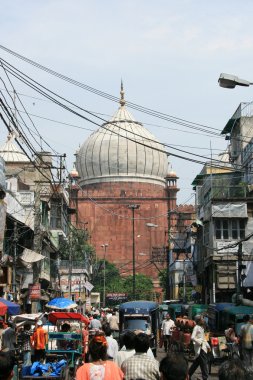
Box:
[166,211,171,300]
[128,204,140,300]
[69,233,73,300]
[32,181,42,313]
[12,221,18,301]
[101,244,108,307]
[236,242,243,299]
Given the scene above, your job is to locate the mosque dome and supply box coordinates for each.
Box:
[76,85,168,187]
[0,133,29,163]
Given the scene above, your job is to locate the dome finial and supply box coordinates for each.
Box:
[120,79,126,107]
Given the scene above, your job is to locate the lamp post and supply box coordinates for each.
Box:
[218,73,253,89]
[128,204,140,300]
[101,244,108,307]
[146,223,158,257]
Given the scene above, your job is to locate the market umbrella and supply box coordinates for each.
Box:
[0,298,21,316]
[46,297,78,310]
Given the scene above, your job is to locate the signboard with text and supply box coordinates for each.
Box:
[106,293,128,302]
[29,283,41,300]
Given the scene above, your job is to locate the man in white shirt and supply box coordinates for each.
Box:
[188,314,210,380]
[161,314,175,352]
[103,324,118,360]
[114,331,136,368]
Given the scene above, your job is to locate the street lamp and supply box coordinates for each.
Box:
[101,243,108,307]
[128,204,140,300]
[218,73,252,89]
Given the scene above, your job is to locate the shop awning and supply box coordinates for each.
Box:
[20,248,45,263]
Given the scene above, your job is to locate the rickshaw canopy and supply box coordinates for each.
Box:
[48,312,90,325]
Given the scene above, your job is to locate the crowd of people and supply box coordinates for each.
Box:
[0,307,253,379]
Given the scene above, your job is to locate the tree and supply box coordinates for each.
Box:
[59,226,95,261]
[123,273,154,301]
[92,261,154,304]
[158,268,167,292]
[92,260,125,295]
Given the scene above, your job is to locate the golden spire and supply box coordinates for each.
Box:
[119,80,126,107]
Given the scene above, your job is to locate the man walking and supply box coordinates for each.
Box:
[30,320,48,362]
[121,333,159,380]
[239,314,253,367]
[188,314,210,380]
[161,313,175,352]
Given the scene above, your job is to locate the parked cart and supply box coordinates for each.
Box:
[20,312,89,380]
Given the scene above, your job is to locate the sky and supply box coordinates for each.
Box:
[1,0,253,204]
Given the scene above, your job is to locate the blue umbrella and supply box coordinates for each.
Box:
[46,297,77,310]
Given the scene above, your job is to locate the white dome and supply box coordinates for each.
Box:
[76,88,168,187]
[0,133,29,163]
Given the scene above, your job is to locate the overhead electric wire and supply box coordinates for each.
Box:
[0,68,61,161]
[0,58,244,171]
[0,44,222,135]
[1,47,253,157]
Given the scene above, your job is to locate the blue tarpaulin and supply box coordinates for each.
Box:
[0,297,20,315]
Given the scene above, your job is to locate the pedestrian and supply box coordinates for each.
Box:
[188,314,210,380]
[1,321,16,354]
[0,352,15,380]
[19,323,32,367]
[114,331,135,368]
[121,332,160,380]
[161,313,175,352]
[239,314,253,367]
[89,313,102,330]
[218,358,247,380]
[30,320,48,362]
[76,334,124,380]
[159,352,189,380]
[102,323,118,360]
[108,310,119,334]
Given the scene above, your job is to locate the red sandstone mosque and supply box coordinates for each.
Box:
[70,85,194,298]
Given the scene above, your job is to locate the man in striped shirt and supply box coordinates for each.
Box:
[121,332,159,380]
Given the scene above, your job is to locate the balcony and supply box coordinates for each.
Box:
[59,260,89,274]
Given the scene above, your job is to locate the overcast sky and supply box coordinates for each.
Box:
[1,0,253,204]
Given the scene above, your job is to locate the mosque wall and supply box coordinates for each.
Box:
[74,181,172,292]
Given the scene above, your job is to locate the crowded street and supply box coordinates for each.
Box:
[0,301,252,379]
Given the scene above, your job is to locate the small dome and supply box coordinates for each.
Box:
[76,85,168,187]
[0,133,29,163]
[69,163,79,178]
[165,170,178,179]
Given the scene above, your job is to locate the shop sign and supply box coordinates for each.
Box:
[29,283,41,300]
[106,293,128,302]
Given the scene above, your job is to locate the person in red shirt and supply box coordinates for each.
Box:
[30,320,48,362]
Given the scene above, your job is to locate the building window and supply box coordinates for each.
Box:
[215,219,245,240]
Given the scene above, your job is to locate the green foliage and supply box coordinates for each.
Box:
[92,261,154,303]
[178,285,193,303]
[122,273,154,301]
[158,268,167,292]
[92,260,125,294]
[59,226,95,261]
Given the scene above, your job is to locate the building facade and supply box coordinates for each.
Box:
[193,103,253,303]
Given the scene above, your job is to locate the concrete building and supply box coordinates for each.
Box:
[0,133,68,309]
[193,103,253,303]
